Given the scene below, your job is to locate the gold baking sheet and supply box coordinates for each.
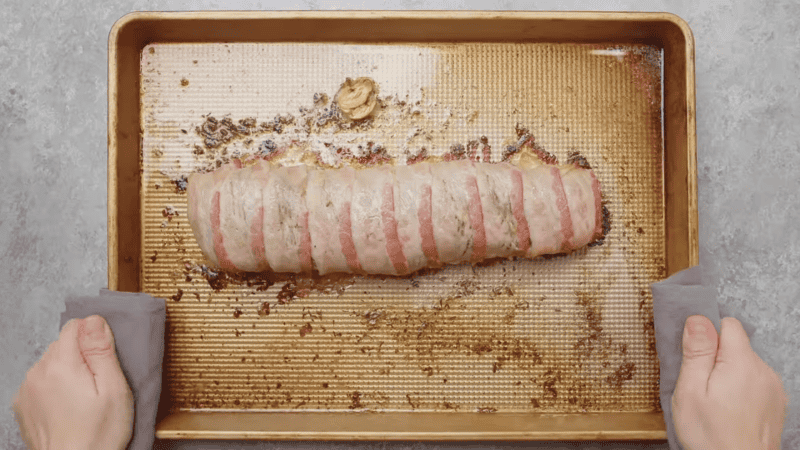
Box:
[109,11,698,440]
[141,41,663,413]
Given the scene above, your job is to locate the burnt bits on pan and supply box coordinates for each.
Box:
[197,116,259,149]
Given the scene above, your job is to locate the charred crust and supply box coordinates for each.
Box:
[519,135,558,165]
[406,147,428,165]
[501,145,518,161]
[258,139,278,156]
[449,143,466,157]
[514,123,530,139]
[531,147,558,165]
[567,151,592,170]
[588,202,612,247]
[541,252,569,260]
[516,133,532,148]
[466,140,481,161]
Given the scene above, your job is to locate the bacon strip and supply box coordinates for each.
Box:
[466,174,487,263]
[418,183,441,267]
[299,211,313,272]
[550,166,574,252]
[339,202,362,273]
[211,191,237,271]
[589,171,603,240]
[382,183,410,275]
[250,162,270,272]
[510,168,531,254]
[250,206,268,271]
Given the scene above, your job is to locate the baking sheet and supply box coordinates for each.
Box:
[140,41,665,414]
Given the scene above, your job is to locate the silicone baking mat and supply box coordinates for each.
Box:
[140,42,664,413]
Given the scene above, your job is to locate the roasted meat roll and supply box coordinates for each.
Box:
[187,157,604,275]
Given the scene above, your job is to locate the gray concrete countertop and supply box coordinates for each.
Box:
[1,1,797,449]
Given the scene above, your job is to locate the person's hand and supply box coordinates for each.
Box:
[13,315,134,450]
[672,315,788,450]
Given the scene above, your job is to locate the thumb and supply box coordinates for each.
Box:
[675,315,719,395]
[78,315,126,395]
[715,317,754,365]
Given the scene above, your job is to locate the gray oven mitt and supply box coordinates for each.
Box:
[651,265,755,450]
[60,289,166,450]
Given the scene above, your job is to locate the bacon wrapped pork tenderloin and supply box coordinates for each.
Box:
[187,154,605,276]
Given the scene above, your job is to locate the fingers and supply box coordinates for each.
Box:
[77,315,128,396]
[715,317,754,365]
[675,315,719,395]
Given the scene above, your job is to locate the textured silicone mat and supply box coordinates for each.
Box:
[140,42,664,413]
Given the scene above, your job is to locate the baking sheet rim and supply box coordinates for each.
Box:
[108,10,697,441]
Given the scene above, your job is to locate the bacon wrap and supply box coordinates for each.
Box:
[187,157,603,275]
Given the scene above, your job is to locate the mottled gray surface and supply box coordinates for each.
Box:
[1,1,797,449]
